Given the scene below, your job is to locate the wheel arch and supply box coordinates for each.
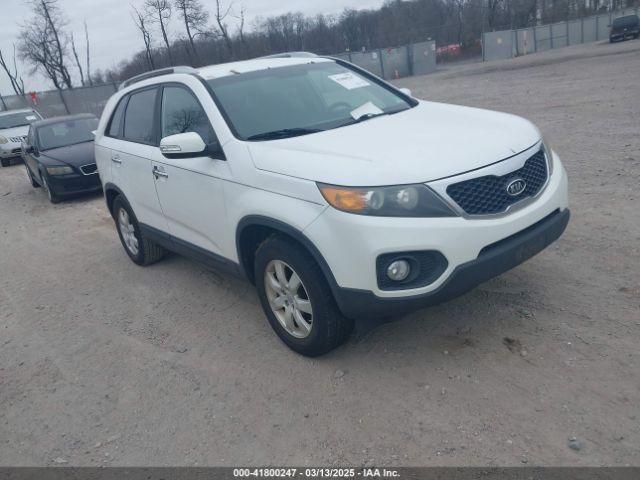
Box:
[103,182,128,216]
[236,216,339,293]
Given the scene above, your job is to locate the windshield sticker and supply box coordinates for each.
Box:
[329,72,371,90]
[26,115,37,121]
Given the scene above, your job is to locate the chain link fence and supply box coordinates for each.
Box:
[483,7,640,61]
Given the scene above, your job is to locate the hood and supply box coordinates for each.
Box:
[0,126,29,144]
[41,141,95,166]
[247,101,541,186]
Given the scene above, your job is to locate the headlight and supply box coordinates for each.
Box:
[318,183,457,217]
[46,166,74,176]
[0,136,8,144]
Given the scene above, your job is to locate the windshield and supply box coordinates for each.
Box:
[613,16,638,28]
[0,111,40,130]
[207,61,413,140]
[38,117,98,150]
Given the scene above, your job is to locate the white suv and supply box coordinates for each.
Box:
[94,56,569,356]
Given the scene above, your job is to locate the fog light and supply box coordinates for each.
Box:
[387,260,410,282]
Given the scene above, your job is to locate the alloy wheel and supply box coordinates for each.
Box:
[264,260,313,339]
[118,208,139,256]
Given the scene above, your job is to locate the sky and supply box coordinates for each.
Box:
[0,0,386,96]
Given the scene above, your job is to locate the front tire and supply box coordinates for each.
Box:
[1,159,10,168]
[40,172,61,204]
[255,235,354,357]
[113,196,165,266]
[26,167,40,188]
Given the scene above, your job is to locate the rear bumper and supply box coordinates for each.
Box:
[333,208,570,319]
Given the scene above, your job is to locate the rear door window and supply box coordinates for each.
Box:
[123,88,158,145]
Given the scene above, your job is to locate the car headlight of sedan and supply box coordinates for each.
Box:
[46,166,74,176]
[318,183,457,217]
[0,136,8,145]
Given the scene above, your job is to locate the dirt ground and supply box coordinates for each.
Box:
[1,40,639,467]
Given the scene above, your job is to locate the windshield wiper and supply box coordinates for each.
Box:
[336,112,388,128]
[247,128,323,141]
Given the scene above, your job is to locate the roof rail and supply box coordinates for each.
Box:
[119,66,199,90]
[259,52,318,59]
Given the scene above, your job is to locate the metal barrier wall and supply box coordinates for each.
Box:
[485,7,640,61]
[0,83,118,119]
[0,40,440,118]
[335,41,436,80]
[411,41,437,76]
[483,31,515,61]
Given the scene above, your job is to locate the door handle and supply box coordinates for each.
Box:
[153,167,169,179]
[111,154,122,164]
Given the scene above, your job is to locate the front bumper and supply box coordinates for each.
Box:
[0,145,23,159]
[610,31,638,41]
[303,151,570,318]
[47,172,102,196]
[332,208,569,318]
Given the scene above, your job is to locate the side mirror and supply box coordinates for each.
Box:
[399,87,413,97]
[160,132,226,160]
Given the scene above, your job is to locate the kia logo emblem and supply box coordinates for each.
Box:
[506,178,527,196]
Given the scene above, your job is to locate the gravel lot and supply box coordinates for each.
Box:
[1,40,639,467]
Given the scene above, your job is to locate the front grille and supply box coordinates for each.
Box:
[446,150,548,216]
[11,148,21,154]
[9,136,26,143]
[80,163,98,175]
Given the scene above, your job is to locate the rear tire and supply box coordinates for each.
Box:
[254,235,354,357]
[113,195,165,266]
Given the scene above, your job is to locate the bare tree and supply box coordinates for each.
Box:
[145,0,174,65]
[18,0,73,90]
[236,5,247,50]
[0,45,26,96]
[213,0,234,57]
[70,33,85,85]
[84,21,93,86]
[132,5,156,70]
[174,0,208,65]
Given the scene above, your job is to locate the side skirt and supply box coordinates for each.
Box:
[139,223,246,280]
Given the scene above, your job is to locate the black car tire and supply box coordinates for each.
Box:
[113,195,165,266]
[40,171,61,204]
[254,235,354,357]
[26,166,40,188]
[1,159,10,168]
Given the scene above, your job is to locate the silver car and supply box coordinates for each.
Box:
[0,108,42,167]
